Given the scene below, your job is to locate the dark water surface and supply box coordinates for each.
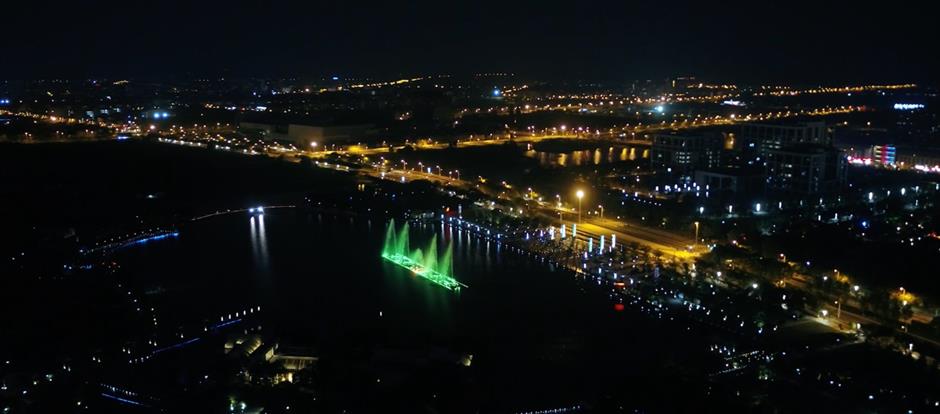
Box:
[116,209,712,409]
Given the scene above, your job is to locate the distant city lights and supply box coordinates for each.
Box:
[893,103,924,110]
[847,155,873,166]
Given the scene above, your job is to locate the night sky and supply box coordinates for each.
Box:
[4,1,938,83]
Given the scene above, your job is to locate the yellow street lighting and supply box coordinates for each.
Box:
[576,190,584,223]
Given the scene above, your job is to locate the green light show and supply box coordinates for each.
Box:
[382,219,466,291]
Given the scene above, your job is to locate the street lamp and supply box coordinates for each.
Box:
[576,190,584,223]
[694,221,699,246]
[598,205,604,219]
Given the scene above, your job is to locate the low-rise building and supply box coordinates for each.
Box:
[240,117,375,148]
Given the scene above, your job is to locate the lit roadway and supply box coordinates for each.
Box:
[7,102,856,266]
[356,161,940,348]
[335,161,702,261]
[535,209,701,262]
[293,105,861,261]
[299,104,862,159]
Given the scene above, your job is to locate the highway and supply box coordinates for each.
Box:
[295,104,862,160]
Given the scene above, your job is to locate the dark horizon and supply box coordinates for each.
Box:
[3,1,938,84]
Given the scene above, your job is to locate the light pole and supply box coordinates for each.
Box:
[598,205,604,219]
[694,221,700,246]
[576,190,584,223]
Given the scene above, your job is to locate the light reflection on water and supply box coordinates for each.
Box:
[115,210,709,406]
[249,215,270,268]
[119,211,677,345]
[524,146,649,167]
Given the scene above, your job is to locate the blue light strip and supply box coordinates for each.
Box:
[101,393,149,407]
[125,232,179,247]
[150,337,200,356]
[208,318,242,331]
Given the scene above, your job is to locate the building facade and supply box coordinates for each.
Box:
[650,132,723,176]
[240,121,374,147]
[740,121,830,154]
[693,167,764,195]
[871,144,897,165]
[764,144,846,195]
